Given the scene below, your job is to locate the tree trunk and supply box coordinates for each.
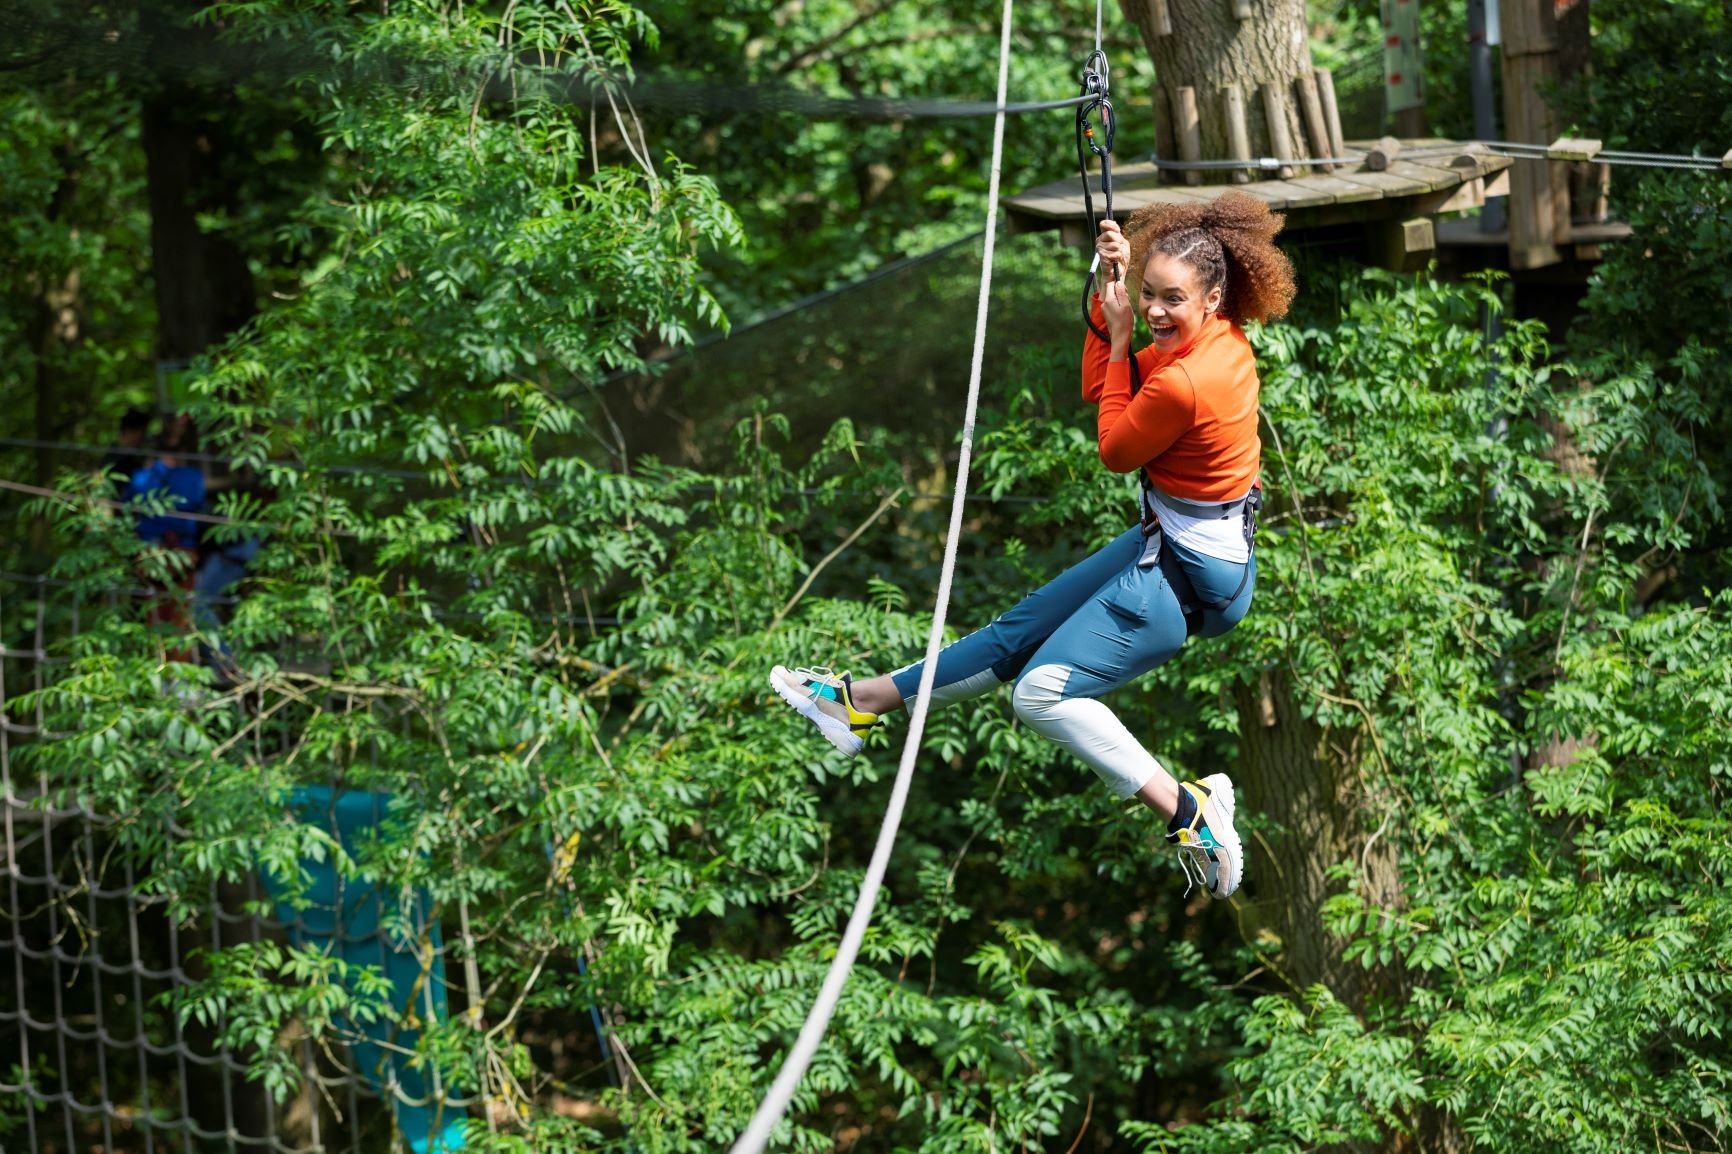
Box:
[141,95,257,364]
[24,137,84,559]
[138,0,258,367]
[1118,0,1318,179]
[1232,671,1404,1010]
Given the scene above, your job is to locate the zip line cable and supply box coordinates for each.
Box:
[1146,142,1730,172]
[597,80,1094,120]
[726,0,1019,1148]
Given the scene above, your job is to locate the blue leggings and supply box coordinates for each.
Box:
[890,525,1254,797]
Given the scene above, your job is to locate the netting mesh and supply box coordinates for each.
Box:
[599,230,1082,471]
[0,577,480,1153]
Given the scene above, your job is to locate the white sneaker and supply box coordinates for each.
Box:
[1166,773,1244,899]
[769,665,882,756]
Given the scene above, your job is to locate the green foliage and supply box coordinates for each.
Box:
[0,73,155,547]
[1554,0,1732,158]
[633,0,1156,315]
[8,1,1732,1151]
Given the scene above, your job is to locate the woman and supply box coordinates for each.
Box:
[772,191,1296,900]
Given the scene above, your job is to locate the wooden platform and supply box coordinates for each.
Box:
[1004,138,1514,244]
[1433,216,1633,248]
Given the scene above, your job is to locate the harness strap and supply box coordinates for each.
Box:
[1139,483,1262,612]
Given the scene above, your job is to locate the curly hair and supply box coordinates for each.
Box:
[1122,190,1297,326]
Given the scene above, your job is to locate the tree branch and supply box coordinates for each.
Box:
[772,0,905,76]
[768,486,902,631]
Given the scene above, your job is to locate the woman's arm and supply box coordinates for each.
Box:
[1095,359,1194,474]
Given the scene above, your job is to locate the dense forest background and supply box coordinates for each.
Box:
[3,0,1731,1151]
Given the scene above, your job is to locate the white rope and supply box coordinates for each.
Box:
[725,1,1018,1150]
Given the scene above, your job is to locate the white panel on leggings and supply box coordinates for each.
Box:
[1012,663,1163,799]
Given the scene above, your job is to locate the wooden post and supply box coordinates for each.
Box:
[1176,86,1204,186]
[1293,73,1332,171]
[1223,85,1252,183]
[1259,82,1297,178]
[1151,83,1176,184]
[1364,135,1403,171]
[1230,0,1253,18]
[1149,0,1173,37]
[1315,68,1347,162]
[1371,216,1436,272]
[1500,0,1566,268]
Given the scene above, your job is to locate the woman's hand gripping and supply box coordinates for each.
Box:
[1096,219,1134,359]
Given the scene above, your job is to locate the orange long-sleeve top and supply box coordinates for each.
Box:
[1081,300,1261,503]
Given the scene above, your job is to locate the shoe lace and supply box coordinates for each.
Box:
[1173,831,1218,899]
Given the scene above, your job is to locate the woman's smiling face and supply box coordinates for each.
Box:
[1139,253,1222,350]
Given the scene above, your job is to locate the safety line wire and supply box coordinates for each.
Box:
[598,80,1093,120]
[0,435,1039,506]
[1396,141,1728,170]
[725,1,1018,1150]
[1149,152,1364,170]
[1145,142,1728,172]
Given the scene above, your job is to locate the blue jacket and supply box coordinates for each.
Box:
[125,460,206,547]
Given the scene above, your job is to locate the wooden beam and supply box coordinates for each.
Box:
[1363,135,1403,171]
[1224,86,1252,184]
[1152,84,1175,184]
[1371,216,1436,272]
[1419,177,1488,215]
[1259,82,1297,179]
[1293,73,1333,171]
[1500,0,1565,268]
[1546,136,1602,161]
[1176,86,1203,186]
[1315,68,1347,162]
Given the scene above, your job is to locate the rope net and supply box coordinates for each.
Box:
[0,576,477,1154]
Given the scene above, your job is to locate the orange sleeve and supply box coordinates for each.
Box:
[1081,294,1112,403]
[1096,357,1195,474]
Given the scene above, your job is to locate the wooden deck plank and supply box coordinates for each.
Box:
[1002,195,1087,220]
[1278,171,1384,204]
[1113,185,1237,208]
[1373,159,1458,192]
[1232,179,1335,209]
[1334,168,1430,196]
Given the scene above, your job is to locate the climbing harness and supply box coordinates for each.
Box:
[1137,484,1263,617]
[1070,35,1260,602]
